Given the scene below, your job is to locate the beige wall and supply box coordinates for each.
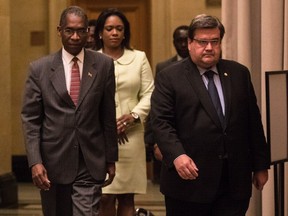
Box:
[10,0,49,155]
[0,0,11,174]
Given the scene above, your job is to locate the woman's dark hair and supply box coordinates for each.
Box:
[95,8,132,50]
[188,14,225,40]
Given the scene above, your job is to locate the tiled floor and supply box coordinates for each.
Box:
[0,181,166,216]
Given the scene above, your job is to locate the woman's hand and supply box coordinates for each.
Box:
[116,113,135,144]
[117,132,128,144]
[116,114,134,133]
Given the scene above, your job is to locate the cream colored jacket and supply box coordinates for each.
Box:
[100,48,154,123]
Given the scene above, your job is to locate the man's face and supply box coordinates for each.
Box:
[188,28,221,69]
[173,29,189,58]
[58,14,88,56]
[85,26,96,49]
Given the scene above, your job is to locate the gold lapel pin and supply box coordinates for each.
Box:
[224,73,228,76]
[88,72,92,77]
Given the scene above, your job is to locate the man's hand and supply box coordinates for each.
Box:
[31,163,51,191]
[153,144,163,161]
[173,154,199,180]
[253,169,268,190]
[103,162,116,187]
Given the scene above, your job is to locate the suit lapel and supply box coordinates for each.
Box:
[183,59,223,129]
[49,50,100,108]
[49,50,74,106]
[217,60,232,130]
[77,50,98,107]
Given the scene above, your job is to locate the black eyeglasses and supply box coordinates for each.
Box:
[193,38,220,47]
[62,28,88,37]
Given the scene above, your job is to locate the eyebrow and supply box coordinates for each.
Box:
[104,25,124,27]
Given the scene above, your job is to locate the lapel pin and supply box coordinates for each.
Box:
[224,73,228,76]
[88,72,92,77]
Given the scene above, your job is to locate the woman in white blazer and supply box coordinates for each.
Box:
[95,8,154,216]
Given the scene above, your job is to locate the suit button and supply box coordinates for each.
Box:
[218,154,228,159]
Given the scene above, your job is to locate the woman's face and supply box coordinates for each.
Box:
[101,15,125,49]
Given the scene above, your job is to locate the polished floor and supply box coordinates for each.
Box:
[0,181,166,216]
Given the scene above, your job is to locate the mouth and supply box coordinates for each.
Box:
[203,53,214,57]
[68,44,83,49]
[69,43,81,46]
[180,49,189,54]
[110,38,120,42]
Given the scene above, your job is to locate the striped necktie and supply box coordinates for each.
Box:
[70,57,80,105]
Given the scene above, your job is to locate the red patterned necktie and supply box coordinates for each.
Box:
[70,57,80,105]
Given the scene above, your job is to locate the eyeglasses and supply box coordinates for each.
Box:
[62,28,88,37]
[193,38,220,47]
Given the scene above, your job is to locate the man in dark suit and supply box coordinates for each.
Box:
[150,14,270,216]
[21,6,118,216]
[145,25,189,183]
[155,25,189,74]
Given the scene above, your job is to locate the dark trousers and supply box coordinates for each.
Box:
[41,183,73,216]
[165,160,250,216]
[41,153,103,216]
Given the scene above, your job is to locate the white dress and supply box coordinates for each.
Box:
[100,49,154,194]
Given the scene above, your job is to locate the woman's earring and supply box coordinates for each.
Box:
[99,35,102,39]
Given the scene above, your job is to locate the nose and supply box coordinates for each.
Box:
[71,31,80,39]
[205,42,213,49]
[111,28,118,35]
[87,36,93,42]
[181,41,187,48]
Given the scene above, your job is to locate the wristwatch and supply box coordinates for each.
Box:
[131,112,140,123]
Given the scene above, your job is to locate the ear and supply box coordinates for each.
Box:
[187,38,193,45]
[99,30,103,39]
[57,26,61,37]
[187,38,193,51]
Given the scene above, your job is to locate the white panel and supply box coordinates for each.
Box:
[268,74,288,162]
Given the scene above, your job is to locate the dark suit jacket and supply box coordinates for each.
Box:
[155,55,178,74]
[145,55,180,146]
[21,49,118,184]
[150,57,270,202]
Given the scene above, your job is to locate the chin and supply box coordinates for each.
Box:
[203,61,215,66]
[68,48,82,56]
[204,57,218,64]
